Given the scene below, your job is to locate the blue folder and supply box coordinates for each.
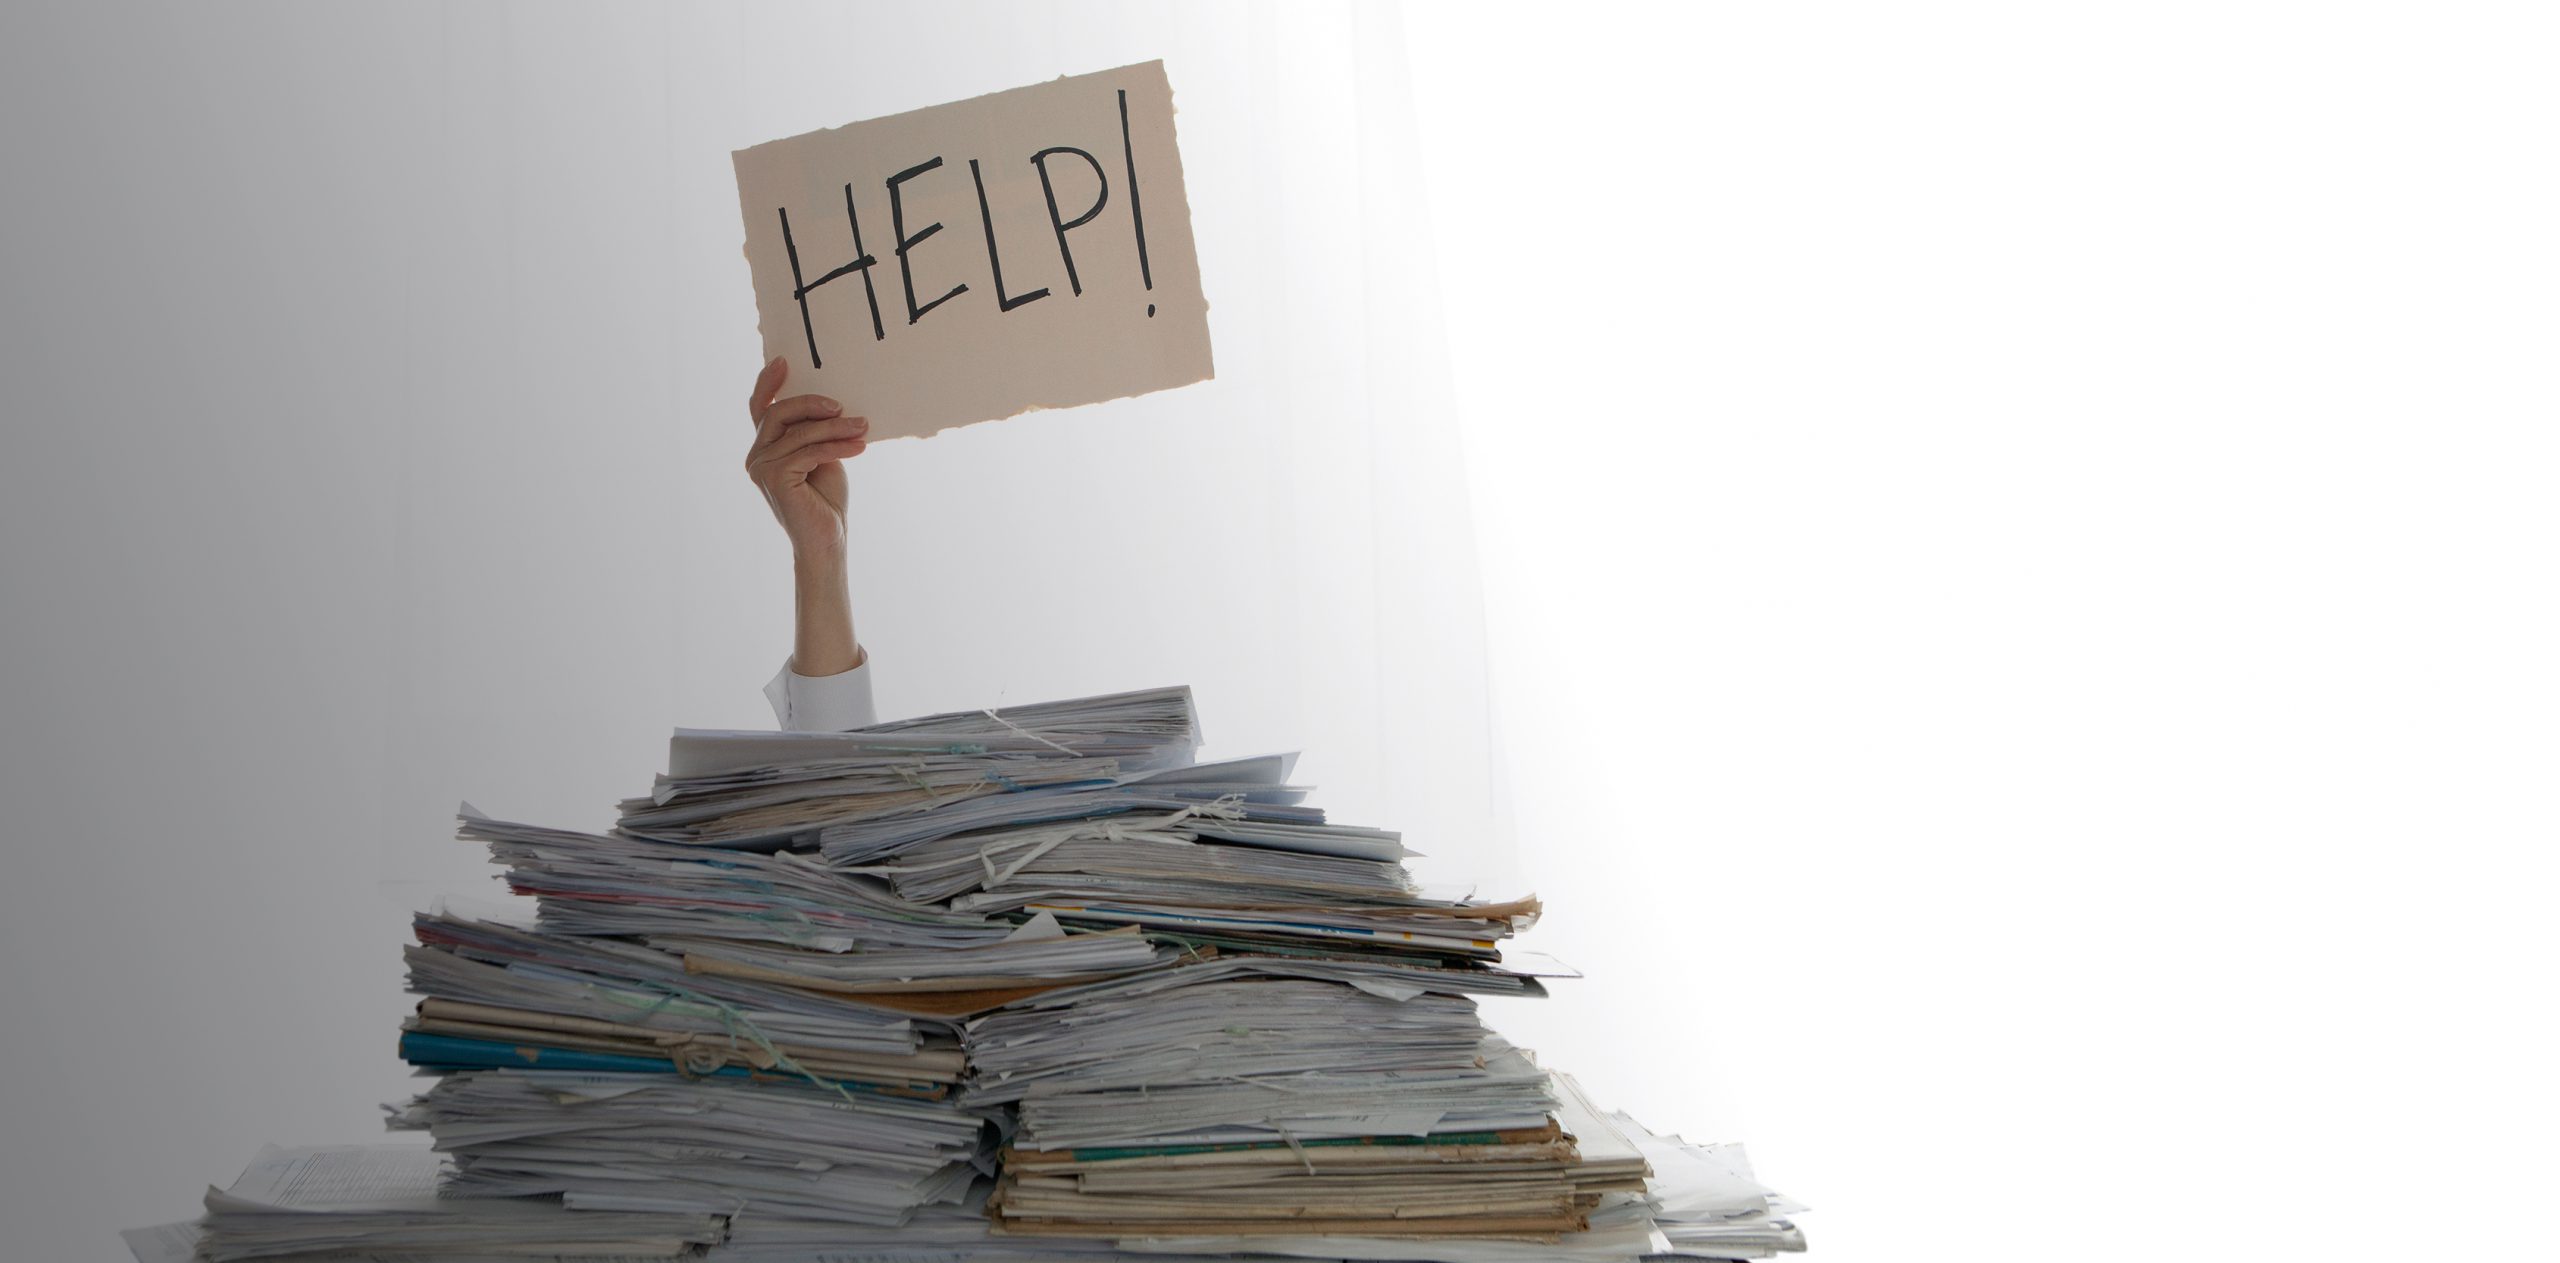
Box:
[397,1031,938,1098]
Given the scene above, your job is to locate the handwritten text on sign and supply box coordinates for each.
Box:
[733,61,1212,441]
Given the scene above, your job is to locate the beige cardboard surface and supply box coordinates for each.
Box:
[733,61,1212,440]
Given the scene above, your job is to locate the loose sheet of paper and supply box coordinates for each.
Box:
[203,1144,448,1213]
[733,61,1213,440]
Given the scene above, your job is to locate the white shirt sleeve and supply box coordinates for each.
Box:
[763,653,877,731]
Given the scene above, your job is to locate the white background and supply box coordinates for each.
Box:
[3,4,2554,1261]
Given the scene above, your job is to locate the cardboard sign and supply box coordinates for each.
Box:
[733,61,1213,441]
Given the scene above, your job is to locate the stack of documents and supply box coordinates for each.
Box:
[357,693,1226,1240]
[619,687,1205,855]
[387,1070,989,1227]
[185,1144,724,1261]
[131,683,1807,1261]
[976,975,1644,1242]
[1619,1116,1810,1260]
[669,711,1588,1241]
[392,902,1004,1228]
[462,809,1017,950]
[398,910,969,1093]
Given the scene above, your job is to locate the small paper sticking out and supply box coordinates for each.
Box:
[1003,909,1069,943]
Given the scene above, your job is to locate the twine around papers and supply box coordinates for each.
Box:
[883,755,1033,797]
[582,976,874,1106]
[973,796,1249,891]
[979,707,1080,756]
[717,875,855,950]
[889,759,966,801]
[1273,1122,1320,1176]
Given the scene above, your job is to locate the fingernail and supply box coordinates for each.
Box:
[816,399,841,415]
[850,416,869,430]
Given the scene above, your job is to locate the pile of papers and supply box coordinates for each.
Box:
[386,900,999,1229]
[930,853,1595,1240]
[175,1145,725,1261]
[1620,1117,1810,1260]
[130,685,1806,1261]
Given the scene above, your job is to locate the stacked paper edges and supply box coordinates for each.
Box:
[151,685,1805,1262]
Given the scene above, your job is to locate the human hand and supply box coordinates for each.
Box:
[745,357,870,560]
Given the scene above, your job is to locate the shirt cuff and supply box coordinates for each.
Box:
[763,650,877,731]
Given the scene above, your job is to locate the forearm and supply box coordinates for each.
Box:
[791,547,863,676]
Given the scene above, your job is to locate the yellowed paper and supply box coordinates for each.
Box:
[733,61,1213,440]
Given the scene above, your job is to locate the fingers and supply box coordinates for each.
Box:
[777,437,867,473]
[744,360,869,489]
[748,394,846,461]
[748,356,787,422]
[758,437,868,484]
[752,414,870,471]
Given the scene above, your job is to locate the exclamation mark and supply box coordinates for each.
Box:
[1119,87,1154,317]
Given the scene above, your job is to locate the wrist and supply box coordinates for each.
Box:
[792,543,848,576]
